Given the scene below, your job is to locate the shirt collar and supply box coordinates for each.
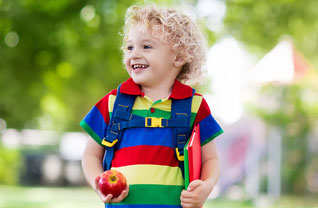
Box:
[120,78,193,99]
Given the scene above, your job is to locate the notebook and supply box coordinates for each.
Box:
[184,124,201,189]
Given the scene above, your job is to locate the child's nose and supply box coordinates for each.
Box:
[131,48,142,59]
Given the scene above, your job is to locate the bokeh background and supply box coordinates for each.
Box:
[0,0,317,207]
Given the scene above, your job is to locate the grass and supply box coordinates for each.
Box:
[0,185,317,208]
[0,185,102,208]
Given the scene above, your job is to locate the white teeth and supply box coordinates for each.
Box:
[132,64,148,69]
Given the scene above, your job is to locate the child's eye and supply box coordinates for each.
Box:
[127,46,133,50]
[143,45,152,49]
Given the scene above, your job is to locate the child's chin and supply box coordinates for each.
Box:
[131,77,145,85]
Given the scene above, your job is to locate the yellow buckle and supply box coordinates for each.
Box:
[101,139,118,147]
[175,148,184,161]
[145,117,163,127]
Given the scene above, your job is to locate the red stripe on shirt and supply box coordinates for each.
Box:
[95,89,118,125]
[112,145,179,168]
[194,97,211,125]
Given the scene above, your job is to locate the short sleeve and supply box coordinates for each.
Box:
[80,93,111,145]
[194,97,223,146]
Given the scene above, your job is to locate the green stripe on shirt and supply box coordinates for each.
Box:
[201,129,224,146]
[112,184,183,206]
[80,120,102,145]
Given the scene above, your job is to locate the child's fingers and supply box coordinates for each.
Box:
[180,190,199,205]
[180,189,194,198]
[181,201,194,208]
[110,185,130,203]
[180,190,188,198]
[181,200,202,208]
[123,184,130,197]
[181,184,204,208]
[111,191,126,203]
[187,180,202,191]
[180,194,193,203]
[103,194,113,203]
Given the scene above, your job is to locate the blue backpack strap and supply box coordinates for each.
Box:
[109,115,188,131]
[102,84,136,170]
[102,84,195,174]
[171,89,195,177]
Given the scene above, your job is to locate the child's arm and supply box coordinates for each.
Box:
[82,138,129,203]
[180,140,219,208]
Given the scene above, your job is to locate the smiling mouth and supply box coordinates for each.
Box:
[132,64,149,70]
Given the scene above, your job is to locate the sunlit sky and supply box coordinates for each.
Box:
[193,0,297,125]
[204,38,298,125]
[205,37,254,125]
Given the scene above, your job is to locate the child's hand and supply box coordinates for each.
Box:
[95,176,129,204]
[180,180,210,208]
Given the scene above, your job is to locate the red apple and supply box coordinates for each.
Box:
[97,170,127,198]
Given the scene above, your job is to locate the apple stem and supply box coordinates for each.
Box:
[110,175,117,182]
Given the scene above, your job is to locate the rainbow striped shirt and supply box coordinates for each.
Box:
[80,78,223,208]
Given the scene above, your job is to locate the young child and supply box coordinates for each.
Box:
[81,4,223,208]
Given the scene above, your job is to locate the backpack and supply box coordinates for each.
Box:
[101,84,195,176]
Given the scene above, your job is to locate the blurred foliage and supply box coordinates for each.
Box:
[0,0,203,131]
[1,0,128,130]
[2,0,316,131]
[224,0,318,195]
[0,145,22,185]
[224,0,318,67]
[251,70,318,194]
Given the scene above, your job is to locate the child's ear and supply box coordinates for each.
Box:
[173,55,186,68]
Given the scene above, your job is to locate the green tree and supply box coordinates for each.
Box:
[1,0,200,131]
[224,0,318,67]
[0,144,21,185]
[1,0,130,130]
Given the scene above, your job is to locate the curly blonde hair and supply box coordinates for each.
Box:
[122,4,207,84]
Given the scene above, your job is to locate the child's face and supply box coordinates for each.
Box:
[124,23,180,88]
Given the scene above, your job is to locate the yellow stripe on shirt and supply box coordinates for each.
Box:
[109,94,203,114]
[111,165,184,186]
[191,95,202,113]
